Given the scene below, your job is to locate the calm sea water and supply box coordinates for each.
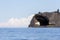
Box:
[0,28,60,40]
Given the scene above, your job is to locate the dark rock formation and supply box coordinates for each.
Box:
[29,9,60,27]
[34,13,49,26]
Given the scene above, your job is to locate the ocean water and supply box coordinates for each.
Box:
[0,28,60,40]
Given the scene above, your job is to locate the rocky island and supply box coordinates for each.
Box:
[29,9,60,27]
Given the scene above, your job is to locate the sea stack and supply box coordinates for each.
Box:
[29,9,60,27]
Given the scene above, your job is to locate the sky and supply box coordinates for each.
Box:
[0,0,60,27]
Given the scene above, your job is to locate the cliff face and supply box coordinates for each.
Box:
[29,9,60,27]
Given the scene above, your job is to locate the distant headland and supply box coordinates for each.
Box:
[29,9,60,27]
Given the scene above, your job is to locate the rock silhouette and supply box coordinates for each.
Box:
[29,9,60,27]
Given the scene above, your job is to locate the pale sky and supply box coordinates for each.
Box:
[0,0,60,27]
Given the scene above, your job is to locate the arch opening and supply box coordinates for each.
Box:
[35,14,49,26]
